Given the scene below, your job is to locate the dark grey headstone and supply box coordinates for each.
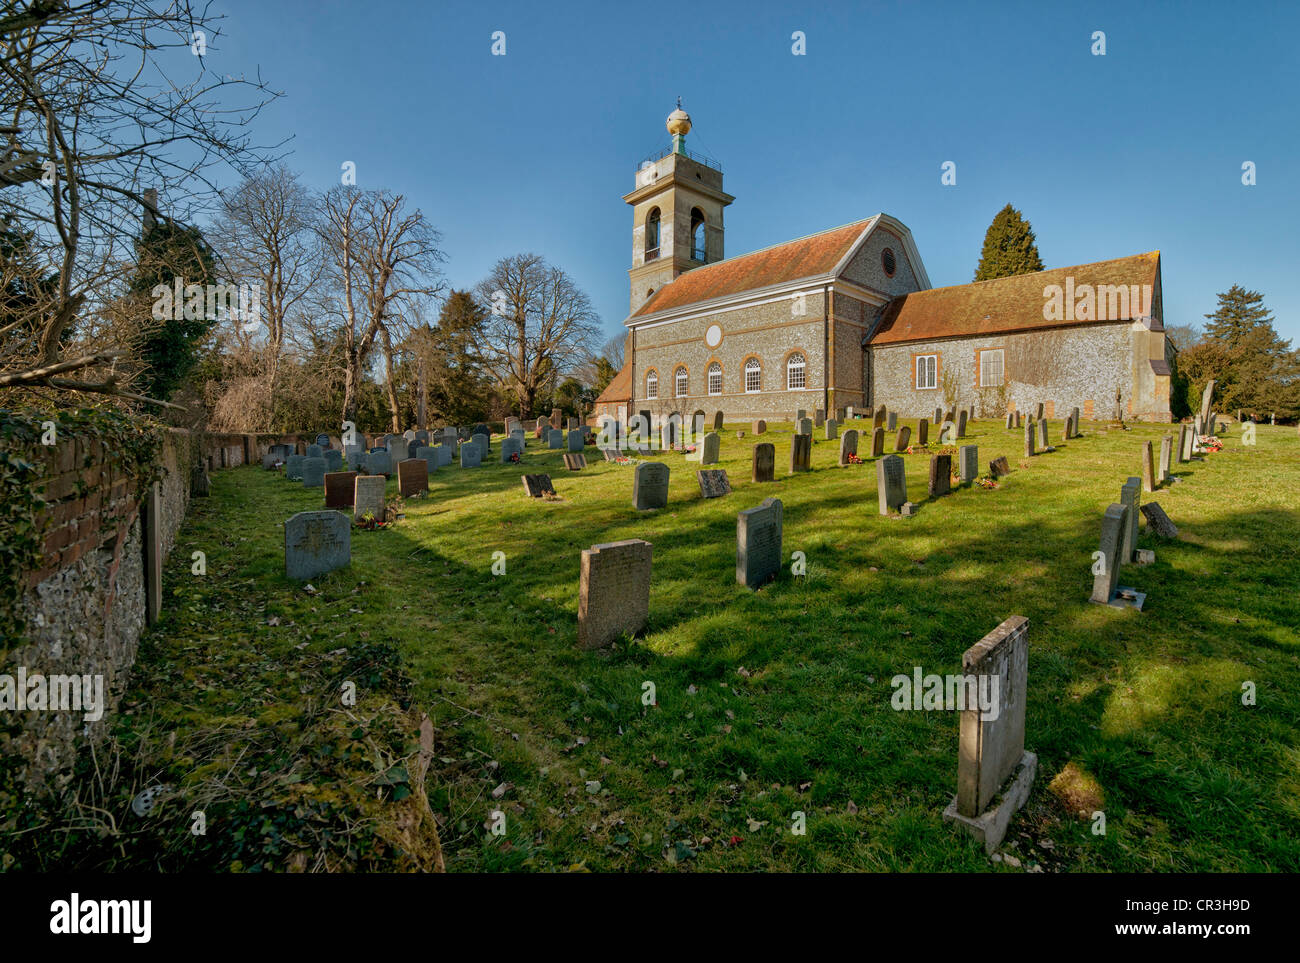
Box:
[285,510,351,581]
[567,429,585,453]
[548,428,564,449]
[460,443,481,468]
[1140,502,1179,538]
[737,497,783,590]
[789,433,811,473]
[753,442,775,482]
[521,474,554,498]
[501,436,524,463]
[929,454,951,498]
[958,445,978,484]
[696,469,731,499]
[285,454,305,480]
[633,462,670,510]
[877,454,906,515]
[838,429,858,466]
[302,456,327,488]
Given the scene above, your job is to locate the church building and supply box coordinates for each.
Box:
[592,106,1174,427]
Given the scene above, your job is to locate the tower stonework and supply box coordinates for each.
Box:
[623,105,733,313]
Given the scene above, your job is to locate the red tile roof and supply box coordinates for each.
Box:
[593,360,632,403]
[630,220,874,318]
[869,252,1160,345]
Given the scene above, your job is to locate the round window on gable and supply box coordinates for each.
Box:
[882,248,897,277]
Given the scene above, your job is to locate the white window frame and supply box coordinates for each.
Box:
[645,370,658,400]
[707,363,722,396]
[786,353,806,390]
[675,367,688,398]
[916,354,938,390]
[979,348,1004,388]
[744,358,761,393]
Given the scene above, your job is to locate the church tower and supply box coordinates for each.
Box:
[623,103,734,313]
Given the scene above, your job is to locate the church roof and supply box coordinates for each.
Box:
[869,251,1161,345]
[593,360,632,403]
[630,219,875,318]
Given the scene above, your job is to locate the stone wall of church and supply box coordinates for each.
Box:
[841,226,924,298]
[867,322,1170,422]
[630,290,829,421]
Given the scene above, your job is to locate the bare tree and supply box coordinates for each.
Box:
[0,0,280,405]
[474,254,601,418]
[600,333,625,370]
[314,187,444,427]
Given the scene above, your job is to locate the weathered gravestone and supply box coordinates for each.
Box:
[1140,502,1179,538]
[1178,423,1193,462]
[1158,434,1173,483]
[434,445,454,467]
[876,454,907,515]
[548,429,564,449]
[567,417,579,431]
[1037,419,1049,450]
[1119,477,1141,565]
[1069,407,1081,437]
[534,419,549,439]
[989,456,1010,479]
[1034,402,1045,421]
[838,429,858,466]
[500,437,523,464]
[567,429,585,453]
[737,497,783,590]
[1141,441,1157,493]
[368,450,393,476]
[414,430,429,445]
[191,465,211,497]
[285,456,305,480]
[814,409,825,428]
[315,433,331,448]
[324,471,358,509]
[958,445,978,484]
[1004,412,1014,430]
[633,462,670,510]
[521,474,554,498]
[389,438,410,463]
[551,407,563,427]
[933,407,942,425]
[324,449,343,472]
[825,418,838,441]
[577,539,652,649]
[871,426,885,457]
[1199,379,1215,423]
[285,510,351,581]
[344,444,365,467]
[563,452,587,470]
[301,456,327,488]
[471,433,490,455]
[1090,503,1143,609]
[797,417,813,436]
[796,408,807,422]
[700,431,721,465]
[752,419,766,435]
[306,444,323,458]
[398,458,428,498]
[752,442,775,482]
[459,443,481,468]
[415,446,438,473]
[789,433,812,473]
[956,410,967,438]
[917,418,929,446]
[712,411,724,431]
[928,454,952,498]
[873,407,886,430]
[941,615,1036,854]
[887,411,898,432]
[262,452,283,471]
[895,426,911,451]
[1014,411,1022,428]
[1023,423,1035,458]
[696,469,732,499]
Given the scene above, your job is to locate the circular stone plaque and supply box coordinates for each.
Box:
[704,324,723,348]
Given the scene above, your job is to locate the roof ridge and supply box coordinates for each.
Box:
[666,217,875,276]
[901,251,1160,298]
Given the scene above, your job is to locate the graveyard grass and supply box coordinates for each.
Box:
[119,420,1299,872]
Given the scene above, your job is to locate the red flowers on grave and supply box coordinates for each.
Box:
[509,451,521,463]
[847,453,864,465]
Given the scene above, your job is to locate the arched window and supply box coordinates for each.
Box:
[691,208,706,262]
[744,358,762,393]
[646,208,661,261]
[707,362,722,395]
[786,352,806,390]
[675,366,688,398]
[645,369,658,400]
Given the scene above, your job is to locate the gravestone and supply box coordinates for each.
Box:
[928,454,952,497]
[324,449,343,472]
[938,420,956,445]
[1159,434,1173,483]
[301,456,327,488]
[876,454,907,515]
[434,445,454,467]
[789,433,812,473]
[1037,419,1048,450]
[696,469,731,499]
[398,458,428,498]
[262,452,282,471]
[521,474,554,498]
[917,418,929,446]
[563,452,587,470]
[534,418,549,439]
[712,411,724,431]
[796,408,807,422]
[895,426,911,451]
[344,444,365,467]
[1141,502,1179,538]
[389,438,410,463]
[1004,412,1014,430]
[460,443,481,468]
[471,433,490,458]
[414,430,429,445]
[511,428,526,446]
[956,410,967,438]
[578,540,652,650]
[504,417,520,435]
[825,419,838,441]
[737,497,783,590]
[1119,477,1141,565]
[1069,408,1081,437]
[501,436,523,464]
[602,448,619,462]
[1023,423,1035,458]
[415,446,438,472]
[1178,423,1192,462]
[551,407,563,427]
[285,510,351,582]
[871,426,885,457]
[797,417,813,436]
[567,429,585,453]
[1193,414,1204,439]
[989,456,1010,479]
[933,407,942,425]
[1207,412,1218,435]
[873,406,886,430]
[753,442,775,482]
[548,429,564,449]
[315,433,331,448]
[700,431,720,465]
[753,419,766,435]
[324,471,358,509]
[354,474,385,523]
[191,465,211,497]
[567,417,579,431]
[633,462,670,510]
[887,411,898,432]
[838,429,859,466]
[958,445,978,484]
[1199,379,1215,423]
[1141,441,1157,493]
[1014,411,1022,428]
[1090,503,1134,606]
[306,444,323,458]
[1034,402,1044,421]
[813,409,824,428]
[471,424,489,440]
[368,450,393,476]
[941,615,1036,854]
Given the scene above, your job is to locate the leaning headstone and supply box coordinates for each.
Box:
[633,462,670,510]
[917,418,929,446]
[753,443,775,482]
[521,474,554,498]
[460,443,481,468]
[933,407,942,426]
[1069,408,1080,437]
[825,418,838,441]
[941,615,1036,854]
[958,445,978,484]
[285,510,351,581]
[1119,477,1141,565]
[1199,379,1215,423]
[752,419,766,435]
[838,429,859,466]
[398,458,428,498]
[578,539,652,649]
[1141,441,1157,493]
[876,454,907,515]
[1034,402,1044,421]
[1158,434,1173,483]
[895,426,911,452]
[1014,411,1022,428]
[989,456,1010,479]
[797,417,813,436]
[887,411,898,432]
[789,433,812,473]
[1023,423,1035,458]
[712,411,724,431]
[871,426,885,457]
[956,410,967,438]
[1178,423,1192,463]
[563,452,587,470]
[1037,418,1048,450]
[354,475,385,522]
[324,471,359,509]
[1090,503,1139,607]
[368,450,393,477]
[1004,412,1014,430]
[500,436,523,464]
[301,456,327,488]
[873,406,886,430]
[567,429,585,453]
[699,431,721,465]
[696,469,731,499]
[1140,502,1179,538]
[548,428,564,449]
[737,497,783,590]
[928,454,952,497]
[1206,412,1218,436]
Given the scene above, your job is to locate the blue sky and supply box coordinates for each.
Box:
[211,0,1300,343]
